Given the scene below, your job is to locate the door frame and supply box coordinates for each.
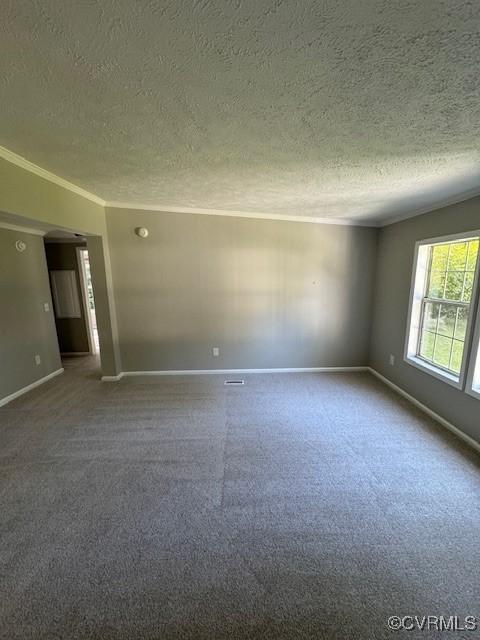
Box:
[76,246,96,354]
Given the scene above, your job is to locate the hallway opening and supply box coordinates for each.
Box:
[44,231,100,359]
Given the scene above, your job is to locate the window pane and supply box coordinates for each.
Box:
[423,302,439,332]
[444,272,464,301]
[428,271,445,298]
[447,242,468,271]
[437,304,456,338]
[431,244,449,271]
[419,331,435,361]
[454,306,469,341]
[463,272,474,302]
[450,340,465,374]
[466,239,479,271]
[433,334,452,369]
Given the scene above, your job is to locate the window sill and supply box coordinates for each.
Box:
[404,355,463,390]
[466,385,480,401]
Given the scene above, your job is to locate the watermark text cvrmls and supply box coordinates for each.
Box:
[387,615,478,632]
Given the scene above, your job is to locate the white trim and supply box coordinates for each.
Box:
[0,145,105,206]
[408,230,480,247]
[376,186,480,228]
[3,143,480,229]
[368,367,480,454]
[466,274,480,400]
[101,373,124,381]
[76,247,96,355]
[105,202,377,228]
[404,241,430,375]
[404,356,462,389]
[0,368,64,407]
[113,366,368,378]
[467,386,480,401]
[0,221,46,236]
[105,189,480,228]
[403,230,480,390]
[101,367,368,380]
[466,347,480,399]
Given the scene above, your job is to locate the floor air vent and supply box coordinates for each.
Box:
[224,379,245,385]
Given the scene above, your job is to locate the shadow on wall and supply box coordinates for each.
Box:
[107,212,377,372]
[0,227,62,400]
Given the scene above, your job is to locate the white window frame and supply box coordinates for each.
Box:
[466,298,480,400]
[404,230,480,390]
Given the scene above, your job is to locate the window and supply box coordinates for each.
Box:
[405,232,480,388]
[418,239,478,374]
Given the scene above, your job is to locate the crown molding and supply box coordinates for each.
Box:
[0,145,106,206]
[105,201,378,227]
[3,143,479,228]
[375,186,480,227]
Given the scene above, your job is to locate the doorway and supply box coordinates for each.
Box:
[44,233,99,358]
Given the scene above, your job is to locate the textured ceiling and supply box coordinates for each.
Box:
[1,1,480,224]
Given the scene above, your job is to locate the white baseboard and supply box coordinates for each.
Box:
[0,368,64,407]
[368,367,480,454]
[101,372,124,381]
[119,366,368,377]
[101,366,367,380]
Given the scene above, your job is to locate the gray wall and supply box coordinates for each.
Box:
[370,196,480,444]
[0,228,61,400]
[106,208,378,371]
[87,235,122,377]
[44,241,90,353]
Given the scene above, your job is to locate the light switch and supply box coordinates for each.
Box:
[44,302,50,312]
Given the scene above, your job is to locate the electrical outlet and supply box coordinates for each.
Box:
[44,302,50,312]
[212,347,220,357]
[389,354,395,366]
[34,354,41,365]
